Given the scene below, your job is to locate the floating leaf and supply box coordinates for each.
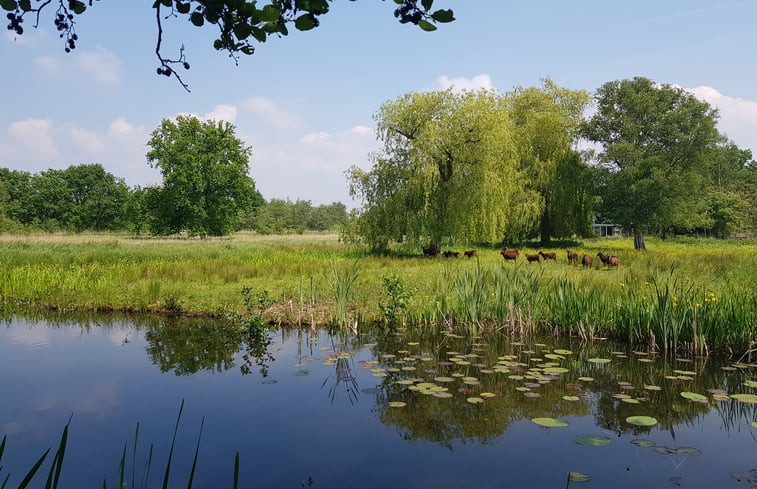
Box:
[631,439,656,447]
[578,376,594,382]
[621,398,640,404]
[626,416,658,427]
[675,447,702,456]
[752,421,757,428]
[434,376,454,383]
[563,395,580,402]
[744,380,757,388]
[531,417,568,427]
[644,385,662,391]
[588,358,611,364]
[554,349,573,355]
[680,391,708,402]
[573,434,611,446]
[466,397,484,404]
[673,369,696,376]
[480,392,496,398]
[732,394,757,404]
[567,472,591,483]
[261,379,278,385]
[543,367,570,374]
[432,392,453,398]
[388,401,406,408]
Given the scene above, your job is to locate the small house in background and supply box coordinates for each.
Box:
[593,221,624,237]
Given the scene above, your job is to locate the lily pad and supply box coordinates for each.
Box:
[752,421,757,428]
[673,369,696,376]
[731,394,757,404]
[644,385,662,391]
[432,392,453,398]
[744,380,757,388]
[567,472,591,483]
[626,416,658,427]
[553,349,573,355]
[680,391,708,402]
[388,401,407,408]
[531,417,569,427]
[675,447,702,456]
[573,434,611,446]
[588,358,611,364]
[563,395,580,402]
[434,376,454,383]
[261,379,278,385]
[466,397,484,404]
[543,367,570,374]
[631,439,656,447]
[480,392,497,398]
[578,376,594,382]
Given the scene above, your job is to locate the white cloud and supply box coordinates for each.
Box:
[8,118,60,161]
[351,125,374,136]
[77,47,121,84]
[69,126,104,153]
[204,104,238,124]
[300,131,330,143]
[4,28,50,47]
[109,117,141,138]
[241,96,301,129]
[436,74,495,92]
[685,85,757,154]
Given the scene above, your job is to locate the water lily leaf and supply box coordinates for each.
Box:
[380,354,395,359]
[578,376,594,382]
[644,385,662,391]
[553,349,573,355]
[652,446,677,455]
[293,370,311,376]
[434,376,454,383]
[573,434,611,446]
[563,395,580,402]
[673,369,696,376]
[543,367,570,374]
[432,391,453,398]
[626,416,658,427]
[675,447,702,456]
[567,472,590,483]
[732,394,757,404]
[631,439,655,447]
[293,362,306,367]
[544,354,565,360]
[732,469,757,484]
[621,398,640,404]
[480,392,496,398]
[466,397,484,404]
[638,358,655,363]
[396,379,415,385]
[680,391,708,402]
[532,417,568,427]
[752,421,757,428]
[261,379,278,385]
[388,401,406,408]
[523,392,541,398]
[744,380,757,388]
[588,358,611,364]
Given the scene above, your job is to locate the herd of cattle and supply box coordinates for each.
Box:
[422,244,620,268]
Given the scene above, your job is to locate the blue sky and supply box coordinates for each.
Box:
[2,0,756,206]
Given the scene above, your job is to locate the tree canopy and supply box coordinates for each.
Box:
[146,115,258,236]
[2,0,454,90]
[581,77,724,250]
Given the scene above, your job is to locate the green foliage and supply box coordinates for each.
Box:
[146,115,258,236]
[378,274,412,326]
[241,286,272,333]
[582,77,724,249]
[329,259,360,327]
[248,198,348,234]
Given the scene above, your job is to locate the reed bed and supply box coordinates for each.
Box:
[0,232,754,353]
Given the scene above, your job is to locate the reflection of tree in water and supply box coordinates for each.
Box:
[240,328,275,378]
[145,318,243,375]
[322,341,359,405]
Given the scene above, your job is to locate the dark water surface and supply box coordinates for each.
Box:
[2,314,757,489]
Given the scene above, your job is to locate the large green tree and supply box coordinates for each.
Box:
[348,89,541,250]
[581,77,723,250]
[2,0,453,90]
[146,115,258,236]
[504,79,592,245]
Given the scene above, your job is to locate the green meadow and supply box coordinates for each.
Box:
[0,232,755,354]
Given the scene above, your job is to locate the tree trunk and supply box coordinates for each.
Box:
[633,228,646,251]
[540,210,551,247]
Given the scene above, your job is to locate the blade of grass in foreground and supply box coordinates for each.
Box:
[16,447,50,489]
[162,399,185,489]
[185,416,205,489]
[44,414,72,489]
[233,452,239,489]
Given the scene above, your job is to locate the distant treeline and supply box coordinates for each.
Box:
[0,164,348,234]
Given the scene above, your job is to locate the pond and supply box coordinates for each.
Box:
[2,313,757,488]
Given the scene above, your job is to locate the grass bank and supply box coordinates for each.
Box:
[0,231,755,354]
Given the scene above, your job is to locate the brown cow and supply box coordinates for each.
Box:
[422,244,440,257]
[566,249,579,264]
[525,253,542,263]
[500,248,519,261]
[443,251,460,258]
[597,252,612,265]
[539,250,557,261]
[464,250,478,258]
[609,256,620,267]
[581,254,593,268]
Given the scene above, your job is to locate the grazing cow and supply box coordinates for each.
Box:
[581,254,593,268]
[539,250,557,261]
[525,253,542,263]
[464,250,478,258]
[443,251,460,258]
[500,248,520,261]
[597,252,612,266]
[422,244,440,257]
[609,256,620,267]
[566,249,579,264]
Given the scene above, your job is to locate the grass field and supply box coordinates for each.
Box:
[0,231,755,353]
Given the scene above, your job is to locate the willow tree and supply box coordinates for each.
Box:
[348,89,540,250]
[504,79,592,245]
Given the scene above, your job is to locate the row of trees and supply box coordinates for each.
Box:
[0,117,348,235]
[348,77,756,250]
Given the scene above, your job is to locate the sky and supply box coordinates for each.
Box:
[2,0,757,206]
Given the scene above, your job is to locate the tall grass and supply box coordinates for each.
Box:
[0,232,754,353]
